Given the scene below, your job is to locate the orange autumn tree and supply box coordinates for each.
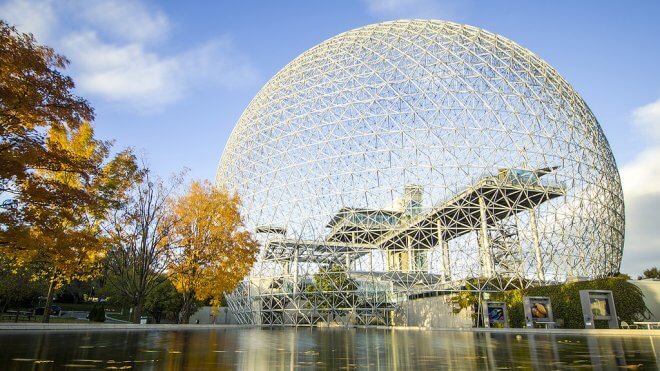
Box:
[0,21,94,200]
[0,21,139,322]
[1,19,94,253]
[169,180,258,323]
[27,123,138,322]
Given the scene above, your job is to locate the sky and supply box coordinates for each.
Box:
[1,0,658,276]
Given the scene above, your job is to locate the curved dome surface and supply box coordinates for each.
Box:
[217,20,624,324]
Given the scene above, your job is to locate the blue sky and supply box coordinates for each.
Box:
[1,0,658,275]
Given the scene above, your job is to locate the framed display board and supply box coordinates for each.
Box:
[482,301,508,328]
[523,296,555,328]
[579,290,618,329]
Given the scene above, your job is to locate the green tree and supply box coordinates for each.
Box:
[642,267,659,279]
[144,278,184,324]
[58,279,94,305]
[95,273,131,313]
[0,257,46,320]
[306,265,359,321]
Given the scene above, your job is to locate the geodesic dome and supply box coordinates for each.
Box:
[217,20,624,326]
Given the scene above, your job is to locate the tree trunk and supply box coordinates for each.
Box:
[178,291,195,324]
[42,275,56,323]
[131,297,144,323]
[153,311,161,324]
[10,299,18,323]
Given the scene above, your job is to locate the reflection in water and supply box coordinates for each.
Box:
[0,328,657,370]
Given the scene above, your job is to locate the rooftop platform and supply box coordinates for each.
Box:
[262,168,565,264]
[376,172,565,250]
[263,238,375,263]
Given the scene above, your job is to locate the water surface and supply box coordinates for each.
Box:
[0,328,657,370]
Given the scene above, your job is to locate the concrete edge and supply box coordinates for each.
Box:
[0,324,252,331]
[0,323,658,336]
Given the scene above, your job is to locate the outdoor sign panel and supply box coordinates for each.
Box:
[483,301,508,328]
[579,290,618,329]
[523,296,555,328]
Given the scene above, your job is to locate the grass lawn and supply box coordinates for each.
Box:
[106,311,131,322]
[2,302,126,323]
[57,302,96,311]
[57,302,121,312]
[0,315,85,323]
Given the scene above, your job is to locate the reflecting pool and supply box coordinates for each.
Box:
[0,328,658,370]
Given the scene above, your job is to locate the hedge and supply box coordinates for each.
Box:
[454,277,652,328]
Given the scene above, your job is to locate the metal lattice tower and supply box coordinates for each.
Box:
[216,20,624,326]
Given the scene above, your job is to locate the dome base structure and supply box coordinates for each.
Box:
[217,20,625,327]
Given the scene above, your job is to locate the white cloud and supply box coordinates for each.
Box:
[632,98,660,141]
[60,32,258,112]
[0,0,57,42]
[61,31,181,110]
[0,0,258,112]
[74,0,169,44]
[620,98,660,276]
[620,147,660,198]
[362,0,451,20]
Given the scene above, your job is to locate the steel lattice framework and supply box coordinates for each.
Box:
[216,20,624,327]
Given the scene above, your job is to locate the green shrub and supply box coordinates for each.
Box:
[451,277,651,328]
[88,302,106,322]
[491,277,651,328]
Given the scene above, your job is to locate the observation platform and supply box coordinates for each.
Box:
[261,168,565,268]
[262,238,375,263]
[376,170,565,250]
[326,208,402,244]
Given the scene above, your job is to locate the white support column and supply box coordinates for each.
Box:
[514,219,526,280]
[529,209,545,282]
[369,248,373,272]
[293,246,299,296]
[346,233,354,271]
[438,220,451,282]
[478,196,494,278]
[406,234,413,273]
